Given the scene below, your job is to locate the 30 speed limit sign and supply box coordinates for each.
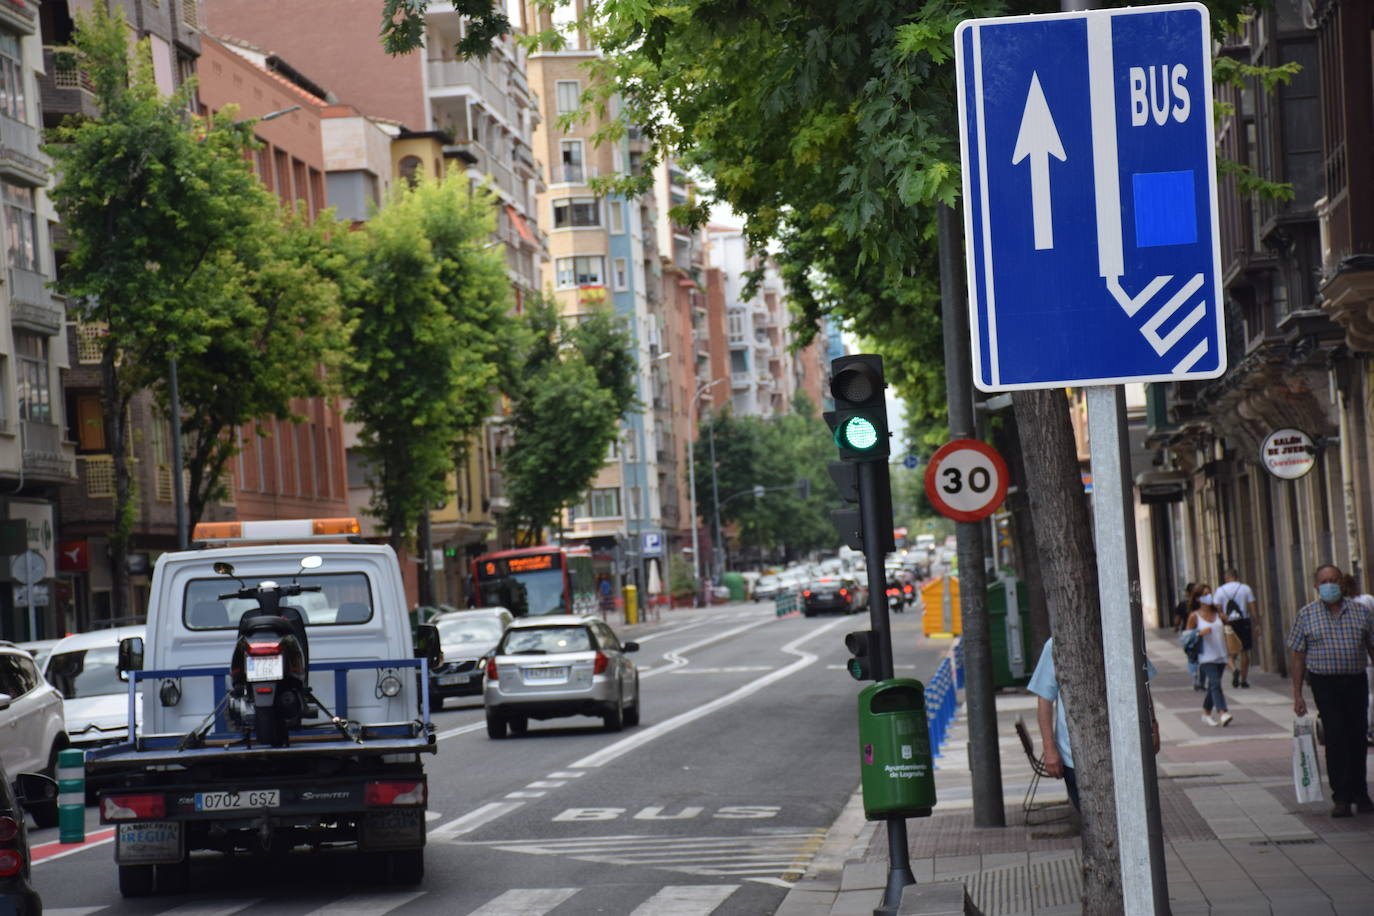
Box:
[923,439,1008,522]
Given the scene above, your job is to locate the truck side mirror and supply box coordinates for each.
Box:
[117,636,144,677]
[13,773,57,812]
[413,624,443,667]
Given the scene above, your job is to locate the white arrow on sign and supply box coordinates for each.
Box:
[1011,72,1065,251]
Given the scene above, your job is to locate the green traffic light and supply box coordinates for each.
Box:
[847,658,867,680]
[841,416,880,450]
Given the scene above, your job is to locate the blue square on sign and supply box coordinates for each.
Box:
[1132,170,1196,248]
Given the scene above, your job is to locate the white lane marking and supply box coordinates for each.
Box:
[436,721,487,741]
[572,616,848,769]
[505,791,545,799]
[526,781,565,788]
[44,910,108,916]
[428,801,524,841]
[31,833,116,865]
[160,902,262,916]
[668,666,773,675]
[645,619,778,679]
[424,811,442,822]
[547,771,584,779]
[467,888,579,916]
[301,891,426,915]
[628,885,739,915]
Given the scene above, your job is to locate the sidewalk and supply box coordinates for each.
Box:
[778,628,1374,915]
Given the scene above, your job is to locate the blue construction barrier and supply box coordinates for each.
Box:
[926,639,963,761]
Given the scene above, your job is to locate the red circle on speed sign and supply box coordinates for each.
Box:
[924,439,1009,522]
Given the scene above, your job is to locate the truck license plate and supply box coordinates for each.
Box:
[194,789,280,811]
[246,655,284,682]
[438,673,469,686]
[116,822,182,864]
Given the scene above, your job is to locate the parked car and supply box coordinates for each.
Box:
[801,577,865,616]
[0,761,57,914]
[483,615,640,738]
[40,626,144,752]
[429,607,513,705]
[752,574,784,601]
[0,643,64,828]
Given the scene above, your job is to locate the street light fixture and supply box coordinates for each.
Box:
[688,377,726,606]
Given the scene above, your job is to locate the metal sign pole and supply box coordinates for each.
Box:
[1086,385,1167,914]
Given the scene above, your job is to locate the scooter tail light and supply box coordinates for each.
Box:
[365,781,426,806]
[0,847,21,878]
[593,652,609,675]
[102,793,166,821]
[485,657,498,680]
[245,641,282,657]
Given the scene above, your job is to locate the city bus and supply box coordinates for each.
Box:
[471,545,598,617]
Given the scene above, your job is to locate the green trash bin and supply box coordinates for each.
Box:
[857,679,936,819]
[721,572,746,602]
[987,574,1033,688]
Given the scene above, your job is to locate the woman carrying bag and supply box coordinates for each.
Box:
[1188,592,1235,726]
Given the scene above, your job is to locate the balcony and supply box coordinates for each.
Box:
[78,455,114,499]
[39,47,99,126]
[21,420,75,481]
[730,371,751,389]
[8,268,62,335]
[0,114,47,186]
[0,0,36,35]
[426,57,519,129]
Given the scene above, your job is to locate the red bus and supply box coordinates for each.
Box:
[472,545,598,617]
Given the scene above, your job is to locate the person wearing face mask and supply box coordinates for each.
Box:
[1289,563,1374,818]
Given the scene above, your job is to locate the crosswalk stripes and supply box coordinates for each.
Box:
[44,884,751,916]
[459,829,827,879]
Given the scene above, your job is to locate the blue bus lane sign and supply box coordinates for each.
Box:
[954,2,1225,391]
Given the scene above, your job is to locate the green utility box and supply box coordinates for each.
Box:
[722,572,746,602]
[857,679,935,819]
[987,574,1033,688]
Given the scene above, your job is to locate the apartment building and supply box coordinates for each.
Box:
[44,0,197,634]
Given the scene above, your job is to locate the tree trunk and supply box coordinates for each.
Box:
[102,349,131,622]
[994,409,1050,660]
[1012,388,1121,913]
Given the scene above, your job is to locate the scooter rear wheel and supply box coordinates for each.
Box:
[255,707,287,746]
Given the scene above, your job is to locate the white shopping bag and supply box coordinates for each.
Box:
[1292,716,1323,804]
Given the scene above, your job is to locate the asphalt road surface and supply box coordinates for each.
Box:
[30,602,945,915]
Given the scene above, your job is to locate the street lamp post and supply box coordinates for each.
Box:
[687,377,726,606]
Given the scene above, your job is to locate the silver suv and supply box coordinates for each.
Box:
[482,615,640,738]
[0,643,65,827]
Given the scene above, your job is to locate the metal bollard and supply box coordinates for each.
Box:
[57,747,86,843]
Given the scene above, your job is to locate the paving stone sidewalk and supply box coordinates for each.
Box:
[778,628,1374,916]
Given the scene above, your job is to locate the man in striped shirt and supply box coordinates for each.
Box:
[1289,563,1374,818]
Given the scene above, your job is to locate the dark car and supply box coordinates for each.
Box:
[429,608,514,706]
[0,762,57,916]
[801,577,864,616]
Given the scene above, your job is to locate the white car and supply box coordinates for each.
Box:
[41,625,145,750]
[0,641,65,826]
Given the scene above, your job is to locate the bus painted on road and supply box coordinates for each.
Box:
[472,545,598,617]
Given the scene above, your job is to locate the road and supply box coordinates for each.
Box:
[29,602,944,915]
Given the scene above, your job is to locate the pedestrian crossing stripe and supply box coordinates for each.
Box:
[44,884,747,916]
[455,829,827,880]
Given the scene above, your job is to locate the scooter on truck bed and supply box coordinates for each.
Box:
[83,520,442,897]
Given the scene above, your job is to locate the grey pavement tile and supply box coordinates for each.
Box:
[1335,905,1374,916]
[1168,904,1212,916]
[1029,906,1079,916]
[1208,902,1276,914]
[1298,863,1365,879]
[831,889,887,916]
[771,890,836,916]
[932,854,982,876]
[1272,903,1336,916]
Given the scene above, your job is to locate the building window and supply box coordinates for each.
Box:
[73,392,105,452]
[613,257,628,291]
[3,181,37,272]
[556,80,580,115]
[560,140,584,183]
[556,255,605,288]
[399,155,423,187]
[0,34,24,122]
[14,331,50,423]
[584,487,621,518]
[608,200,625,234]
[552,196,600,228]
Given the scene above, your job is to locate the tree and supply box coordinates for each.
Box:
[344,174,512,548]
[168,207,356,527]
[500,297,637,542]
[47,4,282,617]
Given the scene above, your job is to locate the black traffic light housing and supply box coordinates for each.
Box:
[829,354,890,461]
[845,630,877,680]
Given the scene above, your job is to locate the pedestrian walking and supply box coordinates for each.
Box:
[1172,582,1195,632]
[1289,563,1374,818]
[1028,637,1159,811]
[1184,583,1211,690]
[1212,568,1259,688]
[1188,593,1233,726]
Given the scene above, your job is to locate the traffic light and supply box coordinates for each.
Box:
[844,630,877,680]
[829,355,889,461]
[829,461,863,551]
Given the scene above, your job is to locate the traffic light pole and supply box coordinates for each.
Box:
[938,204,1006,827]
[858,459,915,913]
